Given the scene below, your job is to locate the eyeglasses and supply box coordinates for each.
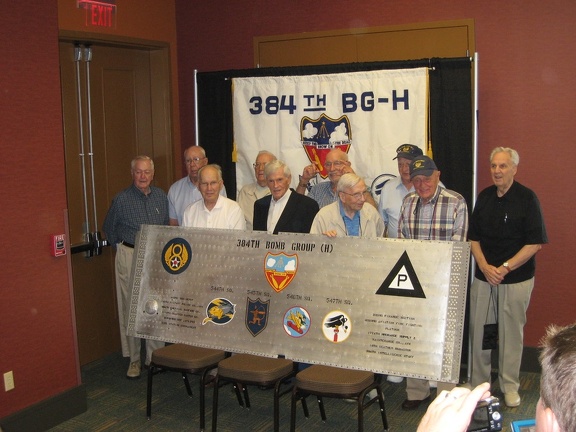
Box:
[324,161,346,169]
[412,176,435,186]
[340,190,369,200]
[185,157,206,165]
[253,162,267,169]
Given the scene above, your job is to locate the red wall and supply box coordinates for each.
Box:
[0,0,180,420]
[0,2,78,417]
[176,0,576,346]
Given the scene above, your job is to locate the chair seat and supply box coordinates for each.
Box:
[218,354,293,384]
[296,365,374,395]
[151,344,226,370]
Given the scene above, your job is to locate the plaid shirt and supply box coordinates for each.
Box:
[103,184,169,246]
[308,181,337,208]
[398,186,468,241]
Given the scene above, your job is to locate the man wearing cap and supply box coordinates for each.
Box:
[397,155,469,410]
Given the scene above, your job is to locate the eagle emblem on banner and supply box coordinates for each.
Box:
[264,252,298,293]
[300,113,352,179]
[245,297,269,337]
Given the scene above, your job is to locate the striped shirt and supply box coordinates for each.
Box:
[398,186,468,241]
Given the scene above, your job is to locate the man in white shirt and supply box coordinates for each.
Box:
[182,164,245,230]
[237,150,276,230]
[168,145,227,226]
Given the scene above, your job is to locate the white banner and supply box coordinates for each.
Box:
[233,68,428,196]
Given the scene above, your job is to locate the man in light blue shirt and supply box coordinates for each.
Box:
[378,144,424,238]
[168,145,227,226]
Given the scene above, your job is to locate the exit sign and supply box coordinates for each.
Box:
[77,0,117,28]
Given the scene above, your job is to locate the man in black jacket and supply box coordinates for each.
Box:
[253,160,319,234]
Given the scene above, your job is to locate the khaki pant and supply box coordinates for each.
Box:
[468,277,534,394]
[115,243,164,364]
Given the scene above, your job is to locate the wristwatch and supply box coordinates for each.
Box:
[503,262,511,272]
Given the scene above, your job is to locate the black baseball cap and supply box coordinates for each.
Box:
[393,144,423,160]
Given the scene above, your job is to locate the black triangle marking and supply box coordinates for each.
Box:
[376,250,426,298]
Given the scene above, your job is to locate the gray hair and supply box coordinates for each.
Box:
[256,150,277,161]
[264,160,291,179]
[184,145,206,158]
[327,148,349,162]
[131,155,154,171]
[490,147,519,166]
[337,173,362,192]
[198,164,223,182]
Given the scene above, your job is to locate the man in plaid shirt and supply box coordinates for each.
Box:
[397,155,469,410]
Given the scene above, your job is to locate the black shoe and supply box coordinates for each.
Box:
[401,396,430,410]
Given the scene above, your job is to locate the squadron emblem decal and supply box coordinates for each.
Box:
[245,297,269,337]
[161,238,192,274]
[264,252,298,293]
[202,298,235,325]
[301,113,352,179]
[322,311,351,343]
[283,306,310,338]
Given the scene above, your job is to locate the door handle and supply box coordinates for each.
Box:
[70,231,109,257]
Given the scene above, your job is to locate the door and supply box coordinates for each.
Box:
[59,41,172,365]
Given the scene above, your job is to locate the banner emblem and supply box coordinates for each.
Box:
[301,113,351,179]
[264,252,298,293]
[245,297,269,337]
[161,238,192,274]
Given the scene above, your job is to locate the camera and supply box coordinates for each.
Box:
[467,396,502,432]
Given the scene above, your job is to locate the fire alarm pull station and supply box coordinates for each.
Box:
[51,234,67,257]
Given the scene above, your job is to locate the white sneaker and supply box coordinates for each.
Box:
[366,389,380,400]
[127,361,141,379]
[386,375,404,383]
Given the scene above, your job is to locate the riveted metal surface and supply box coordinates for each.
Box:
[128,225,470,383]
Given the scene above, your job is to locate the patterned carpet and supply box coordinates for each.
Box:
[49,352,540,431]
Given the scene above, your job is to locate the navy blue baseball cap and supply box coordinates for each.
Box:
[410,155,438,179]
[393,144,423,160]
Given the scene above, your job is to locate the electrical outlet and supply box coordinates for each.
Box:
[4,371,15,391]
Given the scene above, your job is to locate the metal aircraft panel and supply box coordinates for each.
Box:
[127,225,470,383]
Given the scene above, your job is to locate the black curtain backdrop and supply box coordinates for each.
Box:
[196,58,473,209]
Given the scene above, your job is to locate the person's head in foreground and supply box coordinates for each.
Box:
[417,322,576,432]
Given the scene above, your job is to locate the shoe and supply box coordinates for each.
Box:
[366,389,378,400]
[387,375,404,383]
[504,391,521,407]
[126,361,141,379]
[401,396,431,410]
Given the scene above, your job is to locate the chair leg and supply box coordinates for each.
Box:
[357,396,364,432]
[199,368,209,432]
[317,395,327,422]
[211,376,220,432]
[242,384,251,409]
[232,382,244,407]
[146,365,154,419]
[182,372,193,396]
[377,386,389,431]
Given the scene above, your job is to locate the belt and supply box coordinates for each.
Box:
[121,240,134,249]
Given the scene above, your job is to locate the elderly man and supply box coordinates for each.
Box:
[378,144,424,238]
[418,322,576,432]
[237,150,276,230]
[103,155,169,379]
[467,147,547,408]
[296,148,376,209]
[182,164,245,230]
[253,160,319,234]
[398,155,469,410]
[168,145,227,226]
[311,173,384,238]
